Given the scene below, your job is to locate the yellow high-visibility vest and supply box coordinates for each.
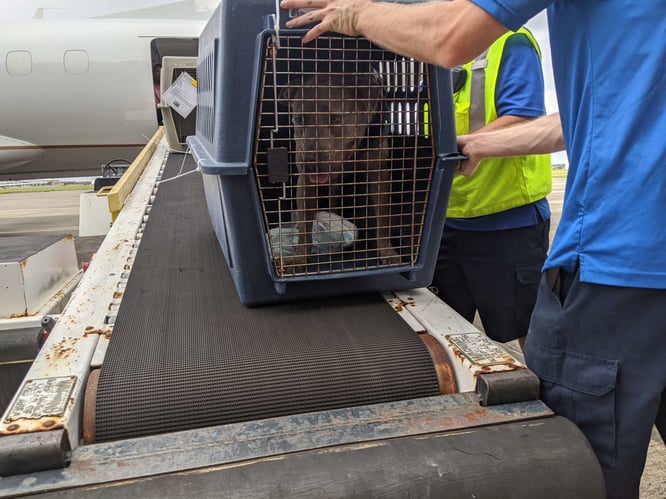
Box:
[447,28,552,219]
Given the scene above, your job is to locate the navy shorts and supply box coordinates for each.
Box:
[525,266,666,498]
[429,220,549,342]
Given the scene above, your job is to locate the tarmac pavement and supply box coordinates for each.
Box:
[0,189,104,266]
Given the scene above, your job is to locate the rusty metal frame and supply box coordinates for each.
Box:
[385,289,529,394]
[0,137,542,490]
[0,392,552,495]
[0,136,169,452]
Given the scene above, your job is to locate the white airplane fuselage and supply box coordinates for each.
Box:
[0,19,205,180]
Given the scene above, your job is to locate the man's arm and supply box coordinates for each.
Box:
[474,114,532,133]
[456,113,564,176]
[280,0,507,68]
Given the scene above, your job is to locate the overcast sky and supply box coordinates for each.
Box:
[525,10,567,164]
[525,11,556,113]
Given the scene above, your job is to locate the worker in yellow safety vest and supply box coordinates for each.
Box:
[430,27,552,348]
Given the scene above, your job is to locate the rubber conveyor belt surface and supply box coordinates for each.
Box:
[93,153,441,442]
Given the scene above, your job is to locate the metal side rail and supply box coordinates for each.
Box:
[0,135,170,467]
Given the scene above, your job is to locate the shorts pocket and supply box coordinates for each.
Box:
[515,262,542,285]
[525,341,619,467]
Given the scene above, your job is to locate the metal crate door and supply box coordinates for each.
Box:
[253,34,437,279]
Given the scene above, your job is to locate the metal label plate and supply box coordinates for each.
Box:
[5,377,76,422]
[446,333,514,367]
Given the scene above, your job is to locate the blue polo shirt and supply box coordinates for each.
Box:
[470,0,666,289]
[446,33,550,231]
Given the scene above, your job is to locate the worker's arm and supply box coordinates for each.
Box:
[280,0,507,68]
[456,113,564,176]
[472,114,532,133]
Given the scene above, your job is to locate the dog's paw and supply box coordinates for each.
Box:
[378,246,402,266]
[279,250,309,275]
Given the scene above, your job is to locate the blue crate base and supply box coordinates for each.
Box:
[200,170,453,306]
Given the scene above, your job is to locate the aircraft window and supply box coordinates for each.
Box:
[6,51,32,76]
[64,50,89,75]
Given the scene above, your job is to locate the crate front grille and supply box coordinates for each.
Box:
[253,34,437,279]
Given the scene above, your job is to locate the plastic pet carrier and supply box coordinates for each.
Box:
[188,1,461,305]
[160,56,198,153]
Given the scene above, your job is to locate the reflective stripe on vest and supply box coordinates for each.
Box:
[468,49,489,133]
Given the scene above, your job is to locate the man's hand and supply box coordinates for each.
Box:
[281,0,370,43]
[456,134,483,177]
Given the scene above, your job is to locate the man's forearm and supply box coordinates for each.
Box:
[282,0,506,68]
[471,114,532,134]
[464,113,564,157]
[456,113,564,176]
[355,1,505,67]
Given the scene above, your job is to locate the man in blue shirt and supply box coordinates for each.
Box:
[282,0,666,496]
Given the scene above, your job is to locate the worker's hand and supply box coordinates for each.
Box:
[455,134,483,176]
[280,0,370,43]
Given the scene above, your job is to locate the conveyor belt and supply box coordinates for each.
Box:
[93,153,441,442]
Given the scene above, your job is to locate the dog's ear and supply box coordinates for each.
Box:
[277,78,303,109]
[355,71,386,114]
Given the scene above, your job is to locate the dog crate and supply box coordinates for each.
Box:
[160,56,198,152]
[188,1,461,305]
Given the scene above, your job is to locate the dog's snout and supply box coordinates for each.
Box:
[302,165,318,175]
[303,152,317,164]
[298,152,317,173]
